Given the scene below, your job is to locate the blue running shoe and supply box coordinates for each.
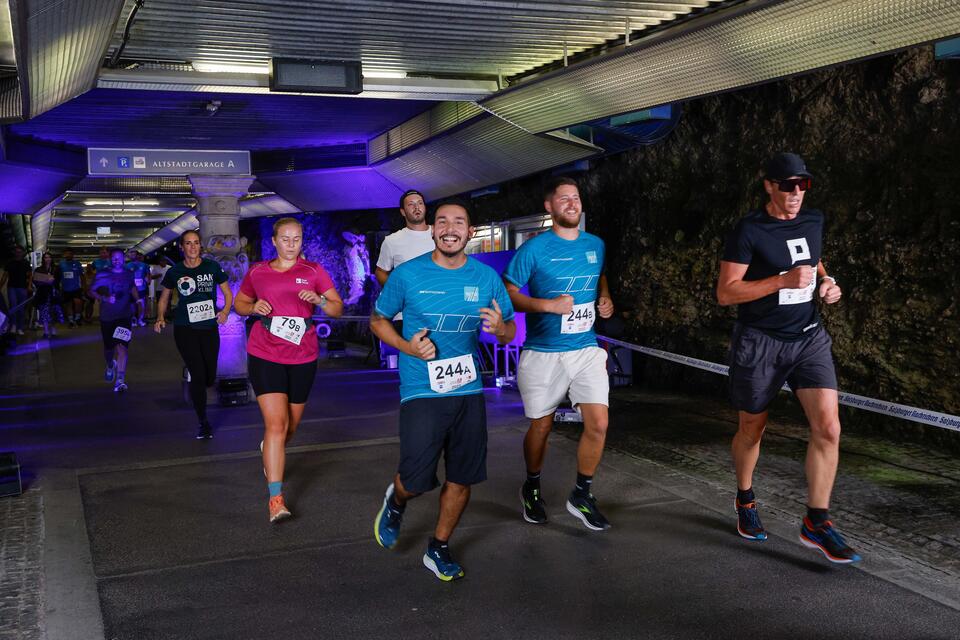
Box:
[374,483,403,549]
[422,545,464,582]
[735,498,767,541]
[800,518,861,564]
[104,360,116,382]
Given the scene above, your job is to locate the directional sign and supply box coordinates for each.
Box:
[87,148,251,176]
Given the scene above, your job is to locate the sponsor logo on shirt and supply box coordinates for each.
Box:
[295,278,309,285]
[550,258,573,262]
[177,276,197,297]
[463,286,479,302]
[787,238,811,264]
[418,290,446,295]
[585,251,597,264]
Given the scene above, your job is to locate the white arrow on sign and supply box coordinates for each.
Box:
[99,157,109,167]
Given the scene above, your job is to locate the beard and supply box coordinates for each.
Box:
[553,209,581,229]
[435,234,465,257]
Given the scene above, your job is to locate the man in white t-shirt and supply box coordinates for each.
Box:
[375,189,435,286]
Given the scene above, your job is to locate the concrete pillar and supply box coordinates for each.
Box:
[188,175,255,381]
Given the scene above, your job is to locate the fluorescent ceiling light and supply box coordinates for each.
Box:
[363,70,407,79]
[78,212,147,218]
[82,199,160,207]
[192,62,270,75]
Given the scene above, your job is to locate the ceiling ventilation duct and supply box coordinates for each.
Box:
[371,114,601,201]
[0,0,126,122]
[482,0,960,134]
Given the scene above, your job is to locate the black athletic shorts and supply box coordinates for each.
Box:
[728,323,838,414]
[247,354,317,404]
[100,318,133,350]
[62,290,84,304]
[397,393,487,494]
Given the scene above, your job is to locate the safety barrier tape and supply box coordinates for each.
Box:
[597,335,960,433]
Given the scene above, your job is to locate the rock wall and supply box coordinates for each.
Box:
[470,45,960,433]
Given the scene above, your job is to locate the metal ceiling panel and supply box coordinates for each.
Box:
[110,0,719,77]
[257,166,408,211]
[372,114,601,200]
[367,102,484,163]
[0,163,79,215]
[7,88,434,151]
[482,0,960,134]
[2,0,125,121]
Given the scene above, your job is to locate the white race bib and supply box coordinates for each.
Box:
[63,271,74,279]
[112,326,132,342]
[187,300,216,323]
[778,272,815,305]
[269,316,307,345]
[134,278,144,288]
[428,354,477,394]
[560,302,596,334]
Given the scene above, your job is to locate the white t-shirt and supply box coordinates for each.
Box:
[376,226,434,321]
[376,227,434,272]
[149,264,170,297]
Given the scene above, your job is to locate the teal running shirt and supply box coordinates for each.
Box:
[503,230,605,352]
[375,252,515,403]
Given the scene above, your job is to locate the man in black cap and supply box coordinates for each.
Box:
[716,152,859,564]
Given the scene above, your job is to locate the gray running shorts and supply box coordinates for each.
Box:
[728,323,838,414]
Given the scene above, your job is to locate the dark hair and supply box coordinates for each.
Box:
[272,217,302,237]
[400,189,425,209]
[543,176,579,200]
[180,229,202,244]
[432,197,473,224]
[110,247,124,257]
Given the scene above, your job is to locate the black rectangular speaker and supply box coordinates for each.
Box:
[0,451,22,497]
[270,58,363,94]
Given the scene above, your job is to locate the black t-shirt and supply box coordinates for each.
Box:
[161,259,228,328]
[5,259,30,289]
[722,208,824,341]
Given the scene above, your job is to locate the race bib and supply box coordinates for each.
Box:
[428,354,476,394]
[112,326,132,342]
[187,300,216,323]
[778,272,815,305]
[63,271,74,279]
[134,278,144,288]
[269,316,307,345]
[560,302,596,334]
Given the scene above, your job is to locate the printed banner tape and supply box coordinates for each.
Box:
[598,335,960,433]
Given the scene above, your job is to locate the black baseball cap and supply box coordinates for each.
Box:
[764,152,813,180]
[399,189,425,208]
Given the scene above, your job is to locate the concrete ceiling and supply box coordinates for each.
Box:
[2,0,958,258]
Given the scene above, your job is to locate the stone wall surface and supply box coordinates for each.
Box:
[469,46,960,424]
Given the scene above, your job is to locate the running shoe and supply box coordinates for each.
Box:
[374,483,403,549]
[196,421,213,440]
[269,495,291,523]
[113,381,128,393]
[735,498,768,541]
[800,518,861,564]
[521,484,547,524]
[104,360,116,382]
[422,544,464,582]
[566,491,611,531]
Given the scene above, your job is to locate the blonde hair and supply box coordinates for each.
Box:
[272,217,302,237]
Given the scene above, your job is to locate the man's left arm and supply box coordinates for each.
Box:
[597,273,614,319]
[816,260,841,304]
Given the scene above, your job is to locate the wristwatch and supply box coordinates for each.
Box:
[821,275,837,285]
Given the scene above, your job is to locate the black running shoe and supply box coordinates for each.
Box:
[196,421,213,440]
[800,518,861,564]
[521,484,547,524]
[566,491,610,531]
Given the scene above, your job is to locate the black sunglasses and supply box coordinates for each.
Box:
[769,177,812,193]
